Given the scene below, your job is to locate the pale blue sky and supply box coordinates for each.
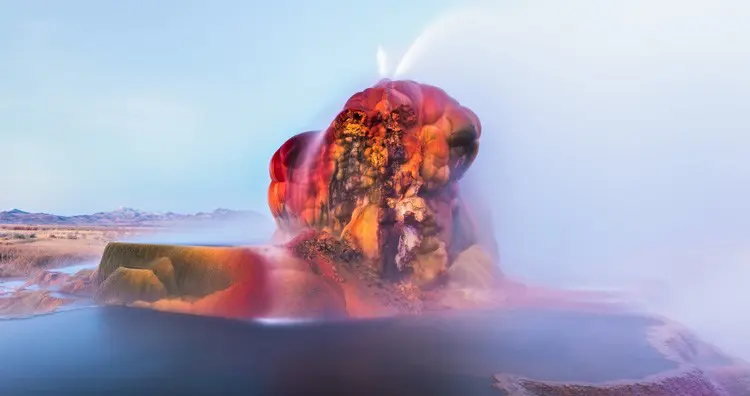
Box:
[0,0,473,215]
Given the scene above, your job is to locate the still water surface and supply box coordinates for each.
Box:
[0,307,674,395]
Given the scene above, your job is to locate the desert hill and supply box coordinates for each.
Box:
[0,207,267,227]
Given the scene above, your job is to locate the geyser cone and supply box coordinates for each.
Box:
[268,79,488,286]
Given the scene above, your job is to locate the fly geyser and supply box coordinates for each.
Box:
[94,80,504,319]
[270,80,487,286]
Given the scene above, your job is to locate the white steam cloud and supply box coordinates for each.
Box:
[123,215,275,246]
[396,0,750,359]
[376,44,390,78]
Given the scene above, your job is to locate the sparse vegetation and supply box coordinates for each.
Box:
[0,246,99,277]
[0,224,140,245]
[0,232,39,240]
[0,224,151,277]
[3,225,41,231]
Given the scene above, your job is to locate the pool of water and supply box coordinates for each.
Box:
[53,262,99,275]
[0,279,27,292]
[0,307,677,395]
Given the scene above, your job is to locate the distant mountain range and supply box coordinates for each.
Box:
[0,207,268,226]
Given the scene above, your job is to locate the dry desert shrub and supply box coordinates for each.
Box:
[1,225,42,232]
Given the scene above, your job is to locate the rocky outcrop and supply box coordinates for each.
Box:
[495,368,732,396]
[57,271,96,296]
[0,290,71,317]
[12,268,97,298]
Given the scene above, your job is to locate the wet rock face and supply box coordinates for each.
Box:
[269,80,482,286]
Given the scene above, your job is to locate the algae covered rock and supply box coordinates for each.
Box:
[149,257,177,295]
[95,267,167,305]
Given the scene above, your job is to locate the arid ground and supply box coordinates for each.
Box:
[0,224,149,277]
[0,224,154,317]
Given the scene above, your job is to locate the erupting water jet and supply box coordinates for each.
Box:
[376,45,390,78]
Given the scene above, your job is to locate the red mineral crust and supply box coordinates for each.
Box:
[269,79,488,288]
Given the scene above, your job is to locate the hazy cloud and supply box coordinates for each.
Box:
[397,0,750,357]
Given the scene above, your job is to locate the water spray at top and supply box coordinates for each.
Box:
[377,44,411,80]
[376,45,390,78]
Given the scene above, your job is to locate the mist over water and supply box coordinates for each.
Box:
[394,0,750,358]
[122,215,275,246]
